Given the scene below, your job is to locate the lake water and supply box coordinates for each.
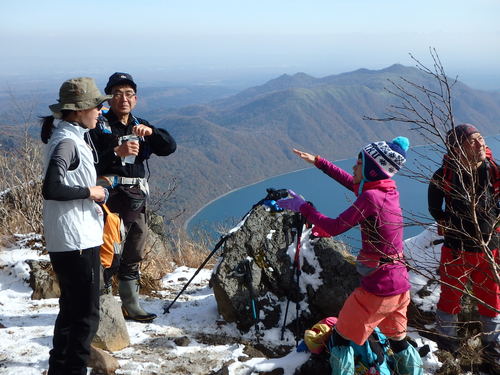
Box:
[187,136,500,249]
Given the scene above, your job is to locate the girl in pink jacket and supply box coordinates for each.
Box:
[278,137,423,375]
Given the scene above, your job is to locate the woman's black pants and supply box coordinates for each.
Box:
[48,247,100,375]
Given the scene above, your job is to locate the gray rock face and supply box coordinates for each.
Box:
[210,205,359,340]
[92,293,130,352]
[89,345,120,374]
[27,259,60,300]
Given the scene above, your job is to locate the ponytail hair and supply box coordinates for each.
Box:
[40,110,73,143]
[40,116,55,144]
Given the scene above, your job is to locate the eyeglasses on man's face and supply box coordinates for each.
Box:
[111,90,136,100]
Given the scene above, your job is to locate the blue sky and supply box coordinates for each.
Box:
[1,0,499,88]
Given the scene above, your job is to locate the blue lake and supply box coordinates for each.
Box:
[187,136,500,249]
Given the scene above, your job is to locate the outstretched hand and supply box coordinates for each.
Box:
[293,149,316,164]
[277,190,307,212]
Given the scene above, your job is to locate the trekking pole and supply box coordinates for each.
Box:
[294,214,306,342]
[163,235,228,313]
[164,187,288,314]
[243,259,261,343]
[280,213,305,342]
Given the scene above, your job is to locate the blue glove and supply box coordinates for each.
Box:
[296,340,309,352]
[277,190,306,212]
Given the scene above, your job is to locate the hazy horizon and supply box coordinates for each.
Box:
[1,0,499,91]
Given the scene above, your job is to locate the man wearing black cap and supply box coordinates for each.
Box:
[428,124,499,369]
[90,72,176,323]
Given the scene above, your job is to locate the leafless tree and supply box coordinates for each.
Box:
[0,93,43,237]
[365,49,500,366]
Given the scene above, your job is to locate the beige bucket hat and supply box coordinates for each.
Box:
[49,77,112,119]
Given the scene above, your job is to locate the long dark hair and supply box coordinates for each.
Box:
[40,110,72,144]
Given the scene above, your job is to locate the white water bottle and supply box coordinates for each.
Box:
[118,135,140,165]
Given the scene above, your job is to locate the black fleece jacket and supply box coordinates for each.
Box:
[89,110,176,178]
[428,160,499,252]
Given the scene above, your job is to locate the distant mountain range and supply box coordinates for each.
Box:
[2,64,499,227]
[148,64,500,225]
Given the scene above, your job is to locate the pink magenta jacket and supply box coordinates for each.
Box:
[299,157,410,296]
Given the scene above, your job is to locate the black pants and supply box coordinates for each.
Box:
[48,247,100,375]
[107,187,148,281]
[119,212,148,280]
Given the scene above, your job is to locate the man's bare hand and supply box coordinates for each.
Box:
[115,140,139,157]
[132,124,153,137]
[89,186,106,202]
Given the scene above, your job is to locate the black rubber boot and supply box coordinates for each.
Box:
[118,279,157,323]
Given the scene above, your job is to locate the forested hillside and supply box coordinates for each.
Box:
[149,64,500,224]
[2,64,499,225]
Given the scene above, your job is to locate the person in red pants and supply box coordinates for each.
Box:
[428,123,500,371]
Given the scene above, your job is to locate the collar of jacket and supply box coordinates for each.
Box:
[56,120,89,137]
[353,179,397,197]
[104,109,137,127]
[442,147,499,196]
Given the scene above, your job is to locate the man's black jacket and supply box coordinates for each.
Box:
[428,159,499,252]
[89,110,176,178]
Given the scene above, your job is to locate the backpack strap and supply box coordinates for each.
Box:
[441,156,454,197]
[485,147,500,197]
[102,202,111,216]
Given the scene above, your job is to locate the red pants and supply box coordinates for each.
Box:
[437,246,500,317]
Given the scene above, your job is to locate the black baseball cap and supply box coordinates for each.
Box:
[104,72,137,94]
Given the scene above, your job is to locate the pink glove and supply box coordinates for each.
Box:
[277,190,306,212]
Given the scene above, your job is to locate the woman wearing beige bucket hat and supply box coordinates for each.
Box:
[41,77,111,375]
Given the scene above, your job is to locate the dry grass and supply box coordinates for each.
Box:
[137,227,219,296]
[0,137,43,237]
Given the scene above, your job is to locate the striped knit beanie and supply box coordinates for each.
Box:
[360,136,410,181]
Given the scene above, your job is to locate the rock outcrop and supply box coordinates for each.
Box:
[27,259,60,300]
[92,293,130,352]
[210,205,359,340]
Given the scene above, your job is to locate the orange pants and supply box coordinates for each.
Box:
[437,246,500,318]
[335,287,410,345]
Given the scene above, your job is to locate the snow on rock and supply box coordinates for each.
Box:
[0,227,444,375]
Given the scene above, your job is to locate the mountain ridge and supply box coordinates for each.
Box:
[148,65,500,225]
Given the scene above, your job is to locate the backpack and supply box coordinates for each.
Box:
[100,203,125,268]
[304,317,393,375]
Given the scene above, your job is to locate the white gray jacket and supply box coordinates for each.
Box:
[42,121,103,252]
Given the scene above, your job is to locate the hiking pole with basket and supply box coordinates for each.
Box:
[280,212,306,342]
[232,258,262,343]
[163,235,228,314]
[163,187,289,314]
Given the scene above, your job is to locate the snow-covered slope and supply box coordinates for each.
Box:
[0,229,444,375]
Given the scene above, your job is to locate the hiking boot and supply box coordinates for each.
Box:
[480,315,500,344]
[434,335,460,353]
[435,309,458,337]
[118,279,157,323]
[434,309,460,352]
[481,342,500,375]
